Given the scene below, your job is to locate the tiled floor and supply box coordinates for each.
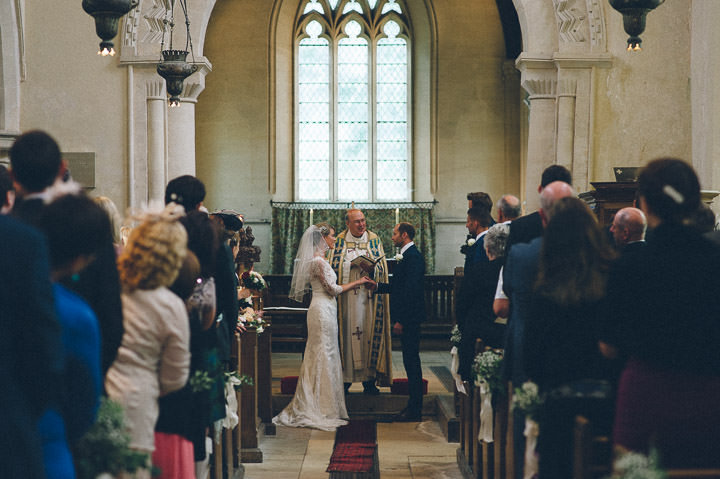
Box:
[242,420,462,479]
[241,351,463,478]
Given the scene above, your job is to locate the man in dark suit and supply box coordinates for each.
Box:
[373,222,426,421]
[0,213,64,479]
[505,165,572,252]
[610,207,647,254]
[502,181,574,479]
[456,207,496,381]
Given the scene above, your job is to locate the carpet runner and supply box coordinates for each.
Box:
[327,419,379,478]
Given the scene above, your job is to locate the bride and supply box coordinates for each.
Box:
[273,223,372,431]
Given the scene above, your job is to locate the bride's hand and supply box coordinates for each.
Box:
[361,276,377,290]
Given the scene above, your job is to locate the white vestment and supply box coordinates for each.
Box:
[338,232,375,383]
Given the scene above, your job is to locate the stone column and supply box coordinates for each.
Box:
[555,79,576,174]
[146,80,168,204]
[516,54,557,211]
[168,80,206,181]
[502,60,522,196]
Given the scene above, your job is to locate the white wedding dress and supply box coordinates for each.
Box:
[272,256,349,431]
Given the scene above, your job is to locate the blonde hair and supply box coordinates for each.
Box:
[94,196,122,244]
[118,216,187,292]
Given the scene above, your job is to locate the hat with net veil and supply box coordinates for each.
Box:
[288,224,332,302]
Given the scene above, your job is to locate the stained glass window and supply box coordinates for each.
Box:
[295,0,410,201]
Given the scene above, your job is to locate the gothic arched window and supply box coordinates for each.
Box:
[295,0,411,201]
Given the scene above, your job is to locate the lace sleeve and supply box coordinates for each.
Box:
[311,257,343,296]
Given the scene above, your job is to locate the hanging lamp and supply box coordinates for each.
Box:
[608,0,665,51]
[82,0,139,56]
[156,0,198,107]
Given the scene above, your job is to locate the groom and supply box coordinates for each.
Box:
[373,222,426,421]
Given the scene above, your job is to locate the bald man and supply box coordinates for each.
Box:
[610,207,647,251]
[496,194,521,223]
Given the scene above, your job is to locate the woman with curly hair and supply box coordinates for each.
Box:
[105,208,190,462]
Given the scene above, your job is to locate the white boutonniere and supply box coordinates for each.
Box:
[395,253,404,262]
[467,238,476,247]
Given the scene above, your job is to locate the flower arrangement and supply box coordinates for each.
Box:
[450,324,462,348]
[225,371,254,391]
[472,350,504,395]
[611,449,667,479]
[241,270,266,291]
[74,398,151,479]
[511,381,543,421]
[239,295,253,309]
[239,307,268,333]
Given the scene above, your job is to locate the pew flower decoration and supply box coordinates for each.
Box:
[511,381,542,421]
[472,350,504,394]
[449,325,465,394]
[239,307,268,333]
[512,381,543,479]
[225,371,254,391]
[450,325,462,348]
[612,448,666,479]
[241,270,266,291]
[473,350,504,443]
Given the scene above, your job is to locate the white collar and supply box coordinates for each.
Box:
[400,241,414,255]
[476,230,489,241]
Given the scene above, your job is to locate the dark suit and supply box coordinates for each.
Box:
[456,235,503,380]
[502,236,542,479]
[0,215,64,479]
[505,211,543,253]
[376,243,425,416]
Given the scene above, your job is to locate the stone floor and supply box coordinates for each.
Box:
[241,350,463,478]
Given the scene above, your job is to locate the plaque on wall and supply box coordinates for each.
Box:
[63,152,95,189]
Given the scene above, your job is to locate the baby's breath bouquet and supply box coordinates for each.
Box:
[472,350,504,395]
[512,381,543,421]
[241,270,266,291]
[450,324,462,348]
[74,398,150,479]
[611,449,667,479]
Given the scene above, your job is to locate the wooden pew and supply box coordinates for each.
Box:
[493,382,508,479]
[572,415,612,479]
[238,328,262,463]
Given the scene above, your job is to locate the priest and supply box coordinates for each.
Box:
[329,208,392,393]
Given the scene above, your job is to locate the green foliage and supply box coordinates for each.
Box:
[74,397,150,479]
[226,371,254,390]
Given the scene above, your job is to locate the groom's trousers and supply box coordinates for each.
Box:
[401,325,423,415]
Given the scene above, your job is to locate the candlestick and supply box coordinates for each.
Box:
[395,207,399,224]
[309,208,314,225]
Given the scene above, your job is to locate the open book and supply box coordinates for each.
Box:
[350,254,385,272]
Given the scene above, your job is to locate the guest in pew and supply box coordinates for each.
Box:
[610,207,647,253]
[523,197,616,479]
[37,194,107,479]
[154,210,223,478]
[105,205,190,464]
[501,180,574,479]
[455,206,498,381]
[601,158,720,468]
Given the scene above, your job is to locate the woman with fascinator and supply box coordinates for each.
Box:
[273,223,373,431]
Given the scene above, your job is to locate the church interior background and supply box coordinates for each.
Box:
[1,0,719,274]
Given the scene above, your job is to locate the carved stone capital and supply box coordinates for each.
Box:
[146,80,166,100]
[522,79,557,100]
[557,79,577,97]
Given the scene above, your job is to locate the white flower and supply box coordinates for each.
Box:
[395,253,403,261]
[256,326,264,334]
[467,238,476,247]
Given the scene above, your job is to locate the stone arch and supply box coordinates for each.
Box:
[0,0,23,147]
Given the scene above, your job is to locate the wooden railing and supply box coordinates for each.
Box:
[262,274,456,351]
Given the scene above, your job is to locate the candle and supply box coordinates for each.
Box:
[395,207,399,224]
[310,208,314,225]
